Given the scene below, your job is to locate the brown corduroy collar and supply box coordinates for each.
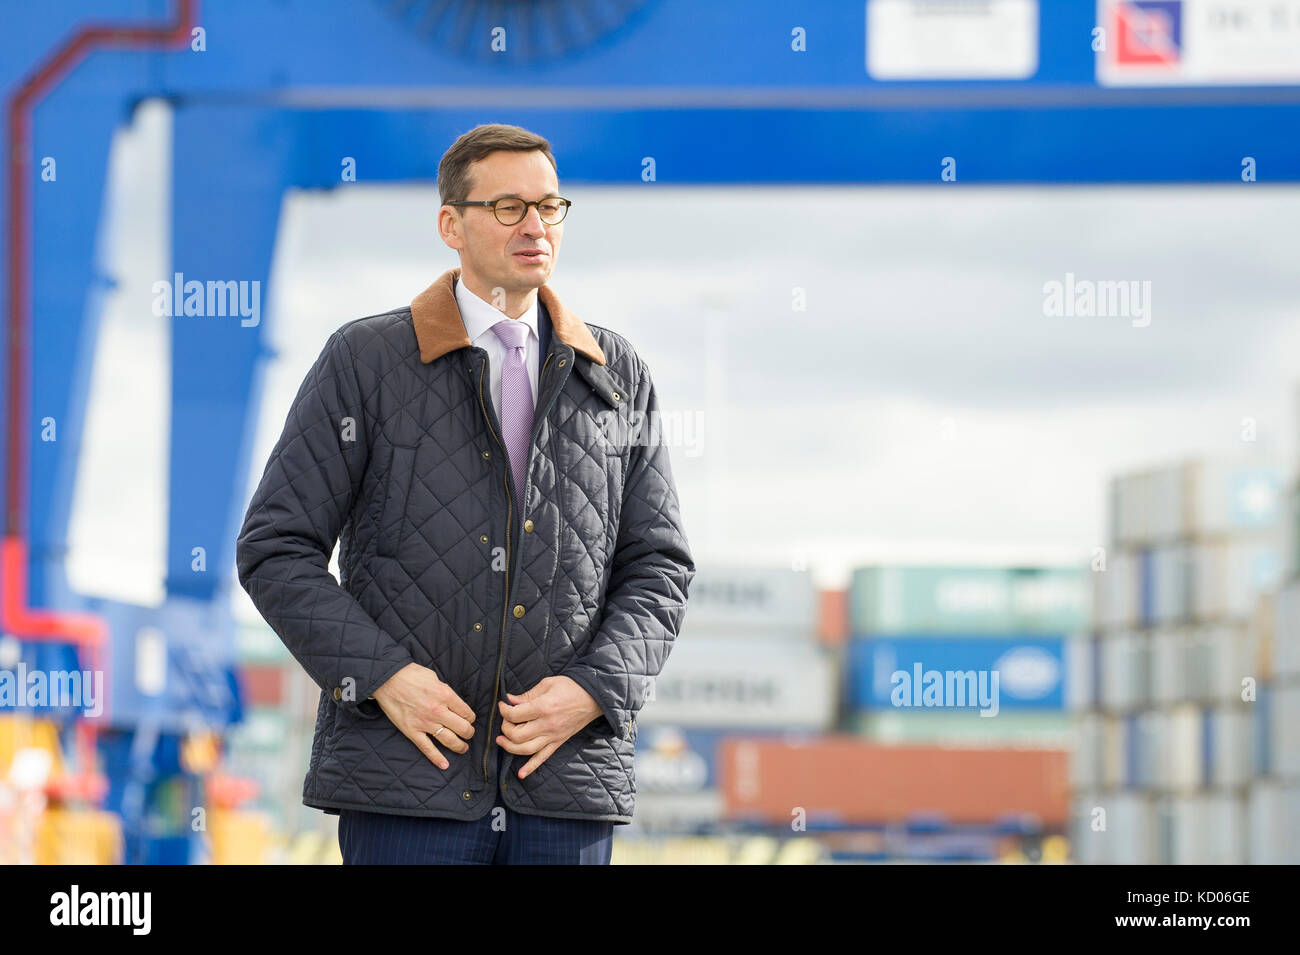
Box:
[409,267,606,366]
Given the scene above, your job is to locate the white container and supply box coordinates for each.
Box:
[1111,472,1151,548]
[1149,628,1188,705]
[1247,780,1300,865]
[1146,463,1187,543]
[1101,714,1125,789]
[1275,581,1300,680]
[1098,549,1139,629]
[1150,543,1192,625]
[1164,793,1247,864]
[1208,704,1252,788]
[1065,634,1095,710]
[1270,680,1300,779]
[1108,792,1160,865]
[640,635,835,730]
[1190,538,1282,622]
[1151,703,1203,793]
[1185,624,1257,706]
[1131,711,1162,790]
[1070,713,1103,790]
[1185,459,1284,538]
[680,566,816,638]
[1070,791,1107,865]
[1100,631,1147,711]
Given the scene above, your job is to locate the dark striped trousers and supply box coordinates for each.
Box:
[337,747,615,865]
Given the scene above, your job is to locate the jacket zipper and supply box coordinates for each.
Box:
[476,349,557,783]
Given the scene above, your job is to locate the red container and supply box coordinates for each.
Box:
[239,664,285,707]
[719,735,1069,826]
[816,589,849,647]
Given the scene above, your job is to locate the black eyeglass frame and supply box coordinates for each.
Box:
[445,196,572,225]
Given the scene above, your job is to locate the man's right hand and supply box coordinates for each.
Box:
[371,663,476,770]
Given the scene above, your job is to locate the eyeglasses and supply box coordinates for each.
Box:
[446,196,572,226]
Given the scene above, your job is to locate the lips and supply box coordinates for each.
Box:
[514,250,547,258]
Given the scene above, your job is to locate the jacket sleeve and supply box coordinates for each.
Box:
[559,357,695,741]
[235,329,413,719]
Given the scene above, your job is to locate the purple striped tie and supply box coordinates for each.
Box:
[491,319,535,513]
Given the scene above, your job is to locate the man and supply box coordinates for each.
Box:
[235,123,694,864]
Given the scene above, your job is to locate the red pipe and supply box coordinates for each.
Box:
[3,1,198,790]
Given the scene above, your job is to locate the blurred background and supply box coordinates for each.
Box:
[2,0,1300,864]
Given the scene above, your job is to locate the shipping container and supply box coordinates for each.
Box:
[1097,550,1139,630]
[1070,714,1103,790]
[238,663,285,707]
[1184,458,1284,538]
[845,635,1065,712]
[718,737,1069,827]
[1111,459,1283,545]
[1106,792,1160,864]
[1247,779,1300,864]
[639,636,835,730]
[1270,680,1300,779]
[1184,625,1257,705]
[849,565,1089,636]
[849,709,1071,748]
[1275,581,1300,680]
[1207,703,1252,788]
[1147,544,1192,626]
[1190,539,1282,621]
[1101,714,1124,789]
[1065,634,1096,710]
[1099,631,1148,712]
[678,566,816,637]
[816,588,849,647]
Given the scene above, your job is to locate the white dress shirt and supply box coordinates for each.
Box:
[453,277,540,420]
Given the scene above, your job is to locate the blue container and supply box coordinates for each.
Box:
[847,635,1066,711]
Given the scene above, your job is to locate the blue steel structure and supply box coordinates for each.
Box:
[1,0,1297,862]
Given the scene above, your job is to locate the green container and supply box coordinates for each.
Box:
[850,565,1091,635]
[849,709,1071,747]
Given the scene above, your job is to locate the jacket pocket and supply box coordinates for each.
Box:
[377,444,417,558]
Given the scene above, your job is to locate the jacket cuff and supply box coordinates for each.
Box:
[559,667,630,741]
[334,656,412,720]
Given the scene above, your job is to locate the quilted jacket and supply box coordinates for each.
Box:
[235,267,694,823]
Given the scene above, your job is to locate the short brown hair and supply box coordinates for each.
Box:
[438,124,557,206]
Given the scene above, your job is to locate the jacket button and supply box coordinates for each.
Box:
[462,791,471,801]
[611,392,620,401]
[480,534,488,543]
[481,450,491,459]
[523,520,534,533]
[512,604,525,618]
[473,622,482,631]
[332,687,342,702]
[558,358,566,367]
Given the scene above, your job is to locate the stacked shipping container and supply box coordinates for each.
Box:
[1071,457,1287,864]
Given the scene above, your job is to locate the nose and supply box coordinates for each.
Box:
[518,204,547,236]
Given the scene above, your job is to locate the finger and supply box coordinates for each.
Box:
[499,696,542,723]
[495,731,546,756]
[428,724,469,755]
[435,708,476,741]
[499,717,543,745]
[518,741,560,780]
[408,728,450,770]
[442,690,476,724]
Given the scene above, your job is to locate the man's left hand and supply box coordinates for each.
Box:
[497,676,603,779]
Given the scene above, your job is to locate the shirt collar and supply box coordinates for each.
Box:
[454,277,539,347]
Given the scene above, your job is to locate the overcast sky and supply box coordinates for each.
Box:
[65,103,1300,610]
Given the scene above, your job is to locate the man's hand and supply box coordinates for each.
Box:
[371,663,476,770]
[496,676,602,779]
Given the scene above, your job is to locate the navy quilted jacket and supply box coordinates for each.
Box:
[235,267,694,823]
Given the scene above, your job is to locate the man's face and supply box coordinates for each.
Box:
[441,149,564,297]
